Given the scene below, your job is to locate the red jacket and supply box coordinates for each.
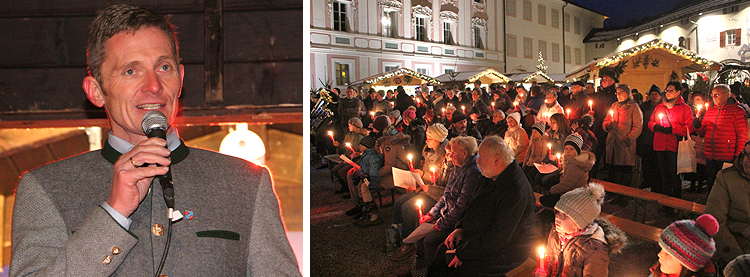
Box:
[696,98,748,161]
[648,97,694,152]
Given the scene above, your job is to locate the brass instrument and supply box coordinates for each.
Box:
[310,88,335,135]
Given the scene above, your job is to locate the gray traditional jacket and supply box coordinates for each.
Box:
[10,141,300,276]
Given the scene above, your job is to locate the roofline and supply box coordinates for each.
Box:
[584,0,746,42]
[566,0,609,18]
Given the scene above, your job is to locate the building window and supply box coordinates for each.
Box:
[416,67,429,75]
[724,5,739,14]
[574,17,581,34]
[563,13,570,32]
[384,65,400,72]
[538,4,546,25]
[507,35,517,57]
[333,2,348,32]
[474,26,485,49]
[382,11,397,38]
[443,21,455,45]
[575,48,581,65]
[523,37,533,59]
[335,62,350,85]
[506,0,516,16]
[551,9,559,29]
[721,29,741,47]
[564,46,571,64]
[552,43,560,62]
[444,68,455,74]
[416,17,426,41]
[539,40,547,59]
[522,0,532,21]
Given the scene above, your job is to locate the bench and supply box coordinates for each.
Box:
[590,178,706,221]
[534,192,662,244]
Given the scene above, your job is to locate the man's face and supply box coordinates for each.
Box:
[386,91,394,99]
[454,119,467,133]
[446,89,454,98]
[571,85,583,95]
[601,76,615,88]
[545,93,556,104]
[585,84,595,94]
[472,92,480,102]
[376,93,384,101]
[649,90,662,103]
[493,112,504,123]
[693,95,705,106]
[347,89,357,98]
[84,27,184,143]
[448,144,468,167]
[476,146,495,178]
[712,88,730,106]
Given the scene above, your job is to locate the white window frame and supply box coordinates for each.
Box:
[471,17,487,50]
[440,11,458,45]
[332,59,355,87]
[415,64,430,76]
[383,62,401,73]
[379,0,402,38]
[727,29,737,45]
[412,5,433,42]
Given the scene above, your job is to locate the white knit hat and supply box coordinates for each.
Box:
[426,123,449,142]
[555,182,605,229]
[507,112,521,125]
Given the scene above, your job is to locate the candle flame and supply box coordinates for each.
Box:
[416,199,422,207]
[538,246,545,259]
[547,143,552,149]
[513,101,519,106]
[659,113,664,120]
[328,131,333,136]
[705,103,709,109]
[588,100,593,106]
[407,154,413,161]
[345,142,351,147]
[431,167,436,173]
[556,153,561,159]
[566,109,571,115]
[370,111,375,116]
[609,110,614,116]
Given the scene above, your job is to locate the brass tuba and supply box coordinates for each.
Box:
[310,88,335,135]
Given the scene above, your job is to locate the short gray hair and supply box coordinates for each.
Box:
[714,84,731,94]
[449,136,478,156]
[479,136,514,165]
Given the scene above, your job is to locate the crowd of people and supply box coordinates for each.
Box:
[311,71,750,276]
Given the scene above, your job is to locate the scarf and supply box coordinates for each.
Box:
[558,222,598,245]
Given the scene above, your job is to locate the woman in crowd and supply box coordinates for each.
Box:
[571,114,597,153]
[547,113,571,158]
[523,122,549,188]
[603,84,643,191]
[649,81,694,213]
[504,112,529,163]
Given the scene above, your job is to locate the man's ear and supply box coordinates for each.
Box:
[83,76,105,107]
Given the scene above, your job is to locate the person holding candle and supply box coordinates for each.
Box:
[338,86,366,136]
[565,81,592,122]
[649,81,695,210]
[539,183,626,277]
[491,86,513,113]
[603,84,643,196]
[441,105,457,129]
[431,89,447,122]
[428,136,537,276]
[344,135,382,219]
[539,134,596,208]
[591,69,619,180]
[372,89,391,115]
[537,90,565,124]
[684,91,708,192]
[636,85,663,191]
[548,113,572,157]
[331,117,367,196]
[417,86,434,118]
[693,84,748,194]
[403,109,427,159]
[469,88,491,117]
[485,109,509,138]
[389,123,453,261]
[504,112,529,163]
[523,123,550,189]
[648,214,719,277]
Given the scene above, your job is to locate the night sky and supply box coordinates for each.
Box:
[571,0,683,28]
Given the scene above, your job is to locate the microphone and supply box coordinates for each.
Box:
[141,111,175,209]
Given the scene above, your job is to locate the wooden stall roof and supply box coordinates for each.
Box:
[505,71,555,83]
[434,68,510,84]
[351,68,441,87]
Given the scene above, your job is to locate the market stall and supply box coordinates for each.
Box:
[434,68,509,90]
[350,68,441,96]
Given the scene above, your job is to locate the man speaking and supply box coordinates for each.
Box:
[9,5,300,276]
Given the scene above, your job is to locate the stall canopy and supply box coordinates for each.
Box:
[434,68,510,86]
[567,39,721,92]
[351,68,441,89]
[505,71,555,84]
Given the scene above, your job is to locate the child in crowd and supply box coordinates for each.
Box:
[332,117,366,196]
[539,133,596,208]
[523,122,549,188]
[538,183,626,277]
[504,112,529,163]
[649,214,719,277]
[344,135,383,223]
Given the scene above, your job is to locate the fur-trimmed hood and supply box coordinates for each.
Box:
[568,150,596,172]
[594,217,627,254]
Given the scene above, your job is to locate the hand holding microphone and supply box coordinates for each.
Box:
[106,112,172,218]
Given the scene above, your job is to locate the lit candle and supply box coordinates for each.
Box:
[461,105,466,114]
[442,108,446,117]
[370,111,376,119]
[659,113,664,125]
[416,199,423,218]
[609,110,614,120]
[535,246,547,274]
[513,101,519,109]
[390,101,395,108]
[588,100,593,110]
[407,154,414,171]
[695,105,702,117]
[566,108,571,117]
[430,166,437,183]
[328,131,334,142]
[705,103,709,112]
[491,102,495,110]
[345,142,354,153]
[547,143,552,156]
[556,153,561,167]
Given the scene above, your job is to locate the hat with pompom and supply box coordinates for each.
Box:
[659,214,719,272]
[555,182,605,229]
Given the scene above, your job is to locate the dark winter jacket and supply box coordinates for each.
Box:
[427,155,482,232]
[546,218,627,277]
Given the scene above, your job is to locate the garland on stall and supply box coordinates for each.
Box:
[364,68,441,85]
[468,68,510,83]
[596,39,719,69]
